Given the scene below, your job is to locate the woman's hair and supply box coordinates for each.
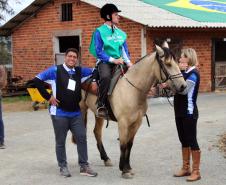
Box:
[181,48,198,67]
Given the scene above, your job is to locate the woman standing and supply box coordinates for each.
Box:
[173,48,201,181]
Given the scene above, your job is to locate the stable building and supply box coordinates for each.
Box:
[1,0,226,92]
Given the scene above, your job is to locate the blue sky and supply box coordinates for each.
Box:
[0,0,34,25]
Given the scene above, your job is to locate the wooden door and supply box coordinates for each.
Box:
[213,39,226,90]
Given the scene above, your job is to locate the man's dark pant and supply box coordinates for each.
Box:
[0,97,4,144]
[51,115,88,168]
[97,63,115,106]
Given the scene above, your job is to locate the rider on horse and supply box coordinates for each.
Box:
[89,3,133,117]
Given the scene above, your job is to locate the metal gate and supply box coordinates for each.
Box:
[215,62,226,89]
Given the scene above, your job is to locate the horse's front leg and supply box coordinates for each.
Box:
[119,118,143,179]
[126,118,143,175]
[93,116,113,166]
[118,120,133,178]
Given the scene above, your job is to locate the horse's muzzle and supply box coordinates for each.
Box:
[178,84,186,93]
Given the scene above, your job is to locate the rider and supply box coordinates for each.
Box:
[89,3,132,117]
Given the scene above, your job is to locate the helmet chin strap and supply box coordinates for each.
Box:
[111,22,114,33]
[106,14,114,34]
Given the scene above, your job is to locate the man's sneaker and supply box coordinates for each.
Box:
[60,167,71,177]
[96,106,108,118]
[80,165,98,177]
[0,142,5,149]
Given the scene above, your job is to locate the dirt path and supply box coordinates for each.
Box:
[2,101,46,112]
[1,93,226,185]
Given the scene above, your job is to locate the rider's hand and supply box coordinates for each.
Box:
[113,58,124,65]
[127,62,133,68]
[49,95,60,106]
[147,87,157,98]
[158,83,168,89]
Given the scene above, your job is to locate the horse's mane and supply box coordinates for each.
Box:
[134,47,176,65]
[134,54,149,64]
[156,47,176,61]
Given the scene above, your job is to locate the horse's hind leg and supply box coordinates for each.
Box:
[93,116,113,166]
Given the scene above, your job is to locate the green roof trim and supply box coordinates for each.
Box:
[141,0,226,22]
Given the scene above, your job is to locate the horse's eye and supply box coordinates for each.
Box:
[165,59,172,67]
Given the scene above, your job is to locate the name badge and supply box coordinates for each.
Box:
[67,79,76,91]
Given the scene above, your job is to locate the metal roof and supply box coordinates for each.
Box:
[1,0,226,36]
[82,0,205,28]
[141,0,226,23]
[81,0,226,28]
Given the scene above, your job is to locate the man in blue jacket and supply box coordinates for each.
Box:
[33,48,97,178]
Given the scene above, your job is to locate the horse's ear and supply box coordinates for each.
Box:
[162,41,169,48]
[155,45,164,58]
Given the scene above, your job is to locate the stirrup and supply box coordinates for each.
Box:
[96,106,108,118]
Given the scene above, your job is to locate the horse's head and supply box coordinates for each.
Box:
[155,42,187,93]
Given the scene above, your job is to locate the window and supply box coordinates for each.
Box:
[215,40,226,61]
[61,3,72,21]
[58,36,79,53]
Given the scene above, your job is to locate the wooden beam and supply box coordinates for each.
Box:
[32,3,43,7]
[20,12,33,16]
[11,20,22,24]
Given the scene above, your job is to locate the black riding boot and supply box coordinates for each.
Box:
[97,63,113,118]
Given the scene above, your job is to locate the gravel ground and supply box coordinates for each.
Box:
[0,92,226,185]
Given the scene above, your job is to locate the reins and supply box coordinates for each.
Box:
[121,54,149,95]
[122,51,183,108]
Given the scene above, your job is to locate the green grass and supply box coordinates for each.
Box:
[2,95,31,103]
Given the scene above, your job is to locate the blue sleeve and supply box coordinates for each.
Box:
[187,73,197,83]
[94,30,111,62]
[122,41,131,63]
[36,66,57,81]
[81,67,93,77]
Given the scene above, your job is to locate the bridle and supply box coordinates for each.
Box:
[123,52,183,94]
[156,53,183,84]
[156,52,183,107]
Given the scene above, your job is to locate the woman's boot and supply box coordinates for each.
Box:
[186,150,201,181]
[174,147,191,177]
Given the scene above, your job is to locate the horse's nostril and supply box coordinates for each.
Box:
[180,84,186,92]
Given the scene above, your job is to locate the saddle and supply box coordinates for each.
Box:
[81,65,128,121]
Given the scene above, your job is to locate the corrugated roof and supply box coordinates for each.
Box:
[1,0,226,36]
[82,0,205,28]
[81,0,226,28]
[142,0,226,23]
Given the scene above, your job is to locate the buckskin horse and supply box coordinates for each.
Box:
[79,42,186,178]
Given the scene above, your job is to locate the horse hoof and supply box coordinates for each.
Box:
[128,169,135,176]
[104,159,113,166]
[121,172,134,179]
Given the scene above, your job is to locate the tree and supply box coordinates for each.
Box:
[0,0,14,21]
[0,37,11,65]
[0,0,22,20]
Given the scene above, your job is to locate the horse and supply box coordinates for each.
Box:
[79,42,187,178]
